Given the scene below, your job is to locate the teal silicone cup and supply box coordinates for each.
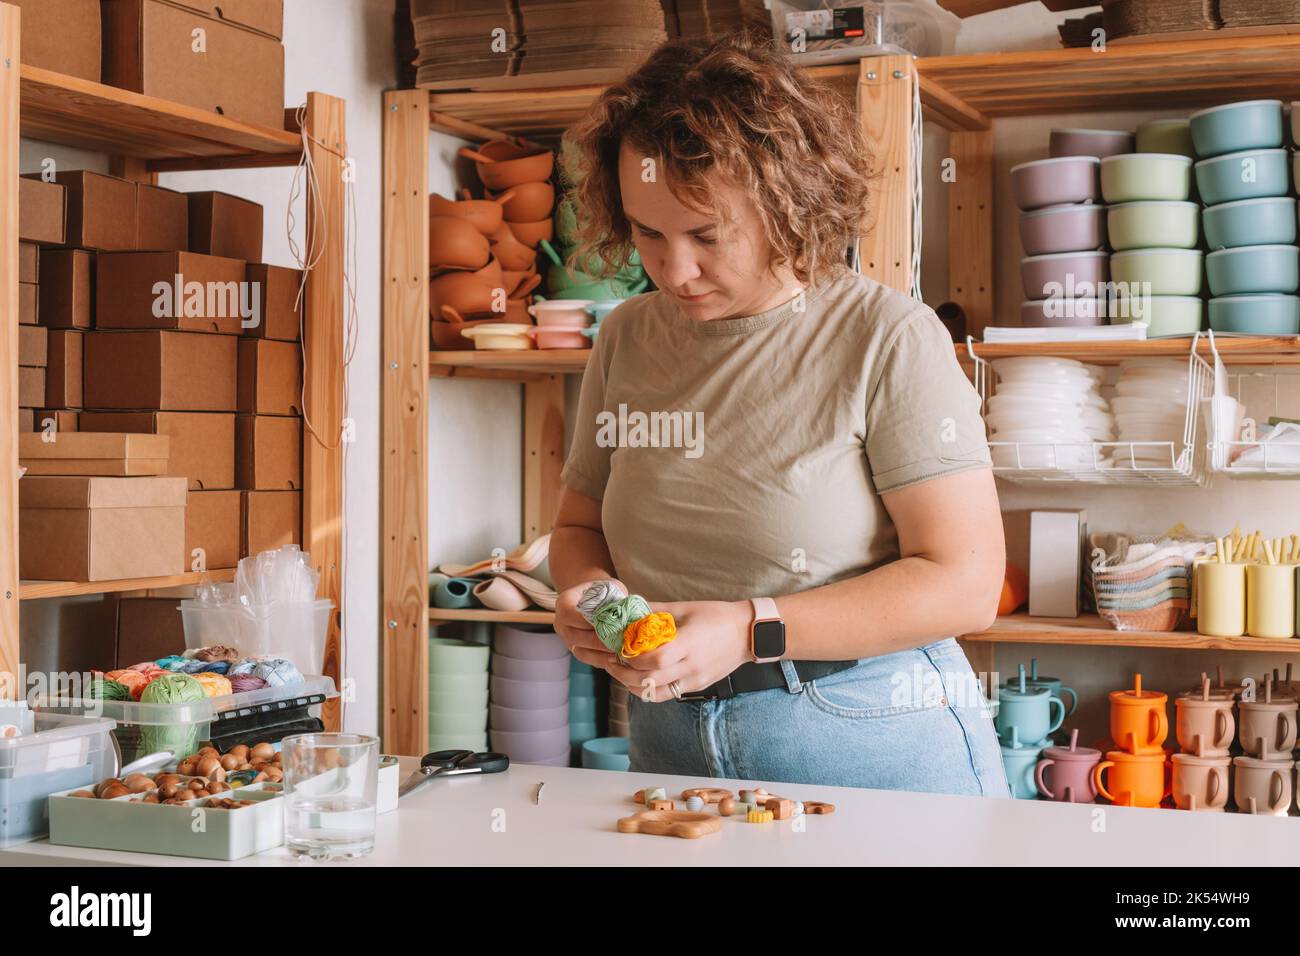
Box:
[1202,197,1298,250]
[568,695,597,722]
[1208,295,1300,334]
[1190,99,1284,159]
[432,576,476,609]
[1100,153,1192,203]
[1194,149,1291,205]
[1107,201,1199,250]
[1206,245,1300,296]
[1110,248,1204,296]
[1110,295,1203,337]
[582,737,631,771]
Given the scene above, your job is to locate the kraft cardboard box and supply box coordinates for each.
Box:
[18,325,48,367]
[168,0,284,38]
[101,0,285,130]
[80,411,234,490]
[38,249,94,329]
[18,177,66,245]
[18,432,169,477]
[34,411,80,433]
[18,408,35,433]
[116,597,187,668]
[186,489,240,569]
[45,331,83,410]
[49,171,137,251]
[96,251,246,334]
[18,475,187,581]
[241,490,299,557]
[84,331,237,411]
[188,192,263,262]
[244,264,301,341]
[237,339,301,415]
[9,0,101,81]
[18,367,46,407]
[19,243,38,284]
[136,183,189,252]
[235,415,300,490]
[19,283,37,325]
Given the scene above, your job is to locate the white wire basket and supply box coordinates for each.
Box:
[967,333,1215,487]
[1205,333,1300,479]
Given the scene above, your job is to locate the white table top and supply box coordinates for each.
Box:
[3,755,1298,866]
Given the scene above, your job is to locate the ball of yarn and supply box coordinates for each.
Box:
[104,669,149,700]
[592,595,651,654]
[88,677,130,701]
[227,674,268,694]
[195,644,241,663]
[229,659,260,676]
[192,673,232,697]
[577,579,628,624]
[621,611,677,659]
[139,674,207,757]
[126,661,164,675]
[251,659,303,687]
[196,661,231,675]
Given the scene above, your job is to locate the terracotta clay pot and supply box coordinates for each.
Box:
[430,215,490,271]
[461,142,555,191]
[429,191,515,237]
[490,222,538,271]
[501,269,540,298]
[489,182,555,223]
[506,218,554,249]
[430,313,510,351]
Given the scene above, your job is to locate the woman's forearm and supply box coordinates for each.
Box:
[776,552,1002,661]
[550,524,619,592]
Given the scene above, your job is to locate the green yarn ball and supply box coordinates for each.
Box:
[139,673,207,759]
[592,595,652,654]
[88,677,130,701]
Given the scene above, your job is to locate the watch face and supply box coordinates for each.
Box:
[753,620,785,660]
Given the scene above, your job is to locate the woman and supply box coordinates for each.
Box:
[550,34,1010,797]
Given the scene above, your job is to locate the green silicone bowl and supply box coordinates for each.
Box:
[1109,295,1203,337]
[1110,248,1204,296]
[1208,295,1300,334]
[1107,201,1199,250]
[1100,153,1192,203]
[1202,197,1298,250]
[1136,119,1196,159]
[1205,245,1300,296]
[1194,149,1291,205]
[1189,99,1284,159]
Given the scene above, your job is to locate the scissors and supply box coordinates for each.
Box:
[398,749,510,799]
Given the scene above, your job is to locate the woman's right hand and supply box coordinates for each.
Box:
[554,579,624,670]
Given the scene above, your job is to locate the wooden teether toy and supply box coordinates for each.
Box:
[617,810,722,839]
[681,787,732,804]
[802,801,835,815]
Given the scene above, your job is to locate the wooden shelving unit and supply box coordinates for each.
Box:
[1,4,349,726]
[429,607,556,626]
[966,613,1300,654]
[960,336,1300,365]
[386,31,1300,754]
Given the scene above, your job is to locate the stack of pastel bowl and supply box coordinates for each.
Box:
[1191,99,1300,336]
[428,637,490,752]
[608,677,629,737]
[1013,132,1117,328]
[581,737,630,772]
[1109,359,1192,472]
[986,356,1113,471]
[1101,146,1202,336]
[568,657,599,759]
[488,624,570,766]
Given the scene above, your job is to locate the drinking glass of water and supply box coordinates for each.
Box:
[280,733,379,860]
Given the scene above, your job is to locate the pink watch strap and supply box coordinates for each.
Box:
[751,597,779,622]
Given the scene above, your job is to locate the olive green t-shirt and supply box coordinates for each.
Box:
[560,270,991,604]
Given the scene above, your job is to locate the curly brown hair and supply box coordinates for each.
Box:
[562,34,871,287]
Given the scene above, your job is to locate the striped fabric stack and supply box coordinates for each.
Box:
[1089,531,1216,632]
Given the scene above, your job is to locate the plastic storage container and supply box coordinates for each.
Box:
[179,598,333,674]
[36,676,336,764]
[0,711,116,845]
[768,0,959,65]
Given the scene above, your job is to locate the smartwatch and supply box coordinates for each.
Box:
[749,597,786,663]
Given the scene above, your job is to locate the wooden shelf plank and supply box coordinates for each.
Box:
[430,350,590,376]
[957,336,1300,365]
[967,613,1300,653]
[429,607,556,625]
[19,569,235,601]
[20,65,299,165]
[918,34,1300,116]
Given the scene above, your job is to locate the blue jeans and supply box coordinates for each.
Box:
[627,637,1011,797]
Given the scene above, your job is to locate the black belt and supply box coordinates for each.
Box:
[677,659,858,701]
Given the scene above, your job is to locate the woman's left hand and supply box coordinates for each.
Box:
[604,600,753,703]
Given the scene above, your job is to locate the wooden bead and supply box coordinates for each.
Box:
[648,799,674,811]
[764,798,794,820]
[718,796,736,816]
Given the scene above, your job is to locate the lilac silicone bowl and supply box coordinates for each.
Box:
[1049,128,1135,160]
[489,725,571,762]
[1020,251,1111,301]
[492,623,568,661]
[1010,156,1101,211]
[490,652,570,682]
[490,674,570,709]
[1019,203,1108,256]
[490,702,569,731]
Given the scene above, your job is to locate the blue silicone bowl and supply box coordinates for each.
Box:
[1202,197,1298,250]
[1208,295,1300,335]
[1189,100,1284,159]
[1206,245,1300,296]
[1194,149,1291,205]
[581,736,631,771]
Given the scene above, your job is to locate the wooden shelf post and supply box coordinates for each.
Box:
[523,375,565,542]
[381,89,431,757]
[0,4,18,697]
[856,55,916,295]
[302,91,347,731]
[947,129,994,338]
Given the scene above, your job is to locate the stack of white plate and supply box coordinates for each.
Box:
[608,678,629,738]
[987,357,1114,470]
[1109,359,1191,469]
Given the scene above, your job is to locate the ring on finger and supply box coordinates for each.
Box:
[669,680,682,701]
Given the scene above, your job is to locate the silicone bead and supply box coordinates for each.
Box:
[746,809,774,823]
[645,787,667,805]
[686,795,704,812]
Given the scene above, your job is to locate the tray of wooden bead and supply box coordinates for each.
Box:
[619,786,835,839]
